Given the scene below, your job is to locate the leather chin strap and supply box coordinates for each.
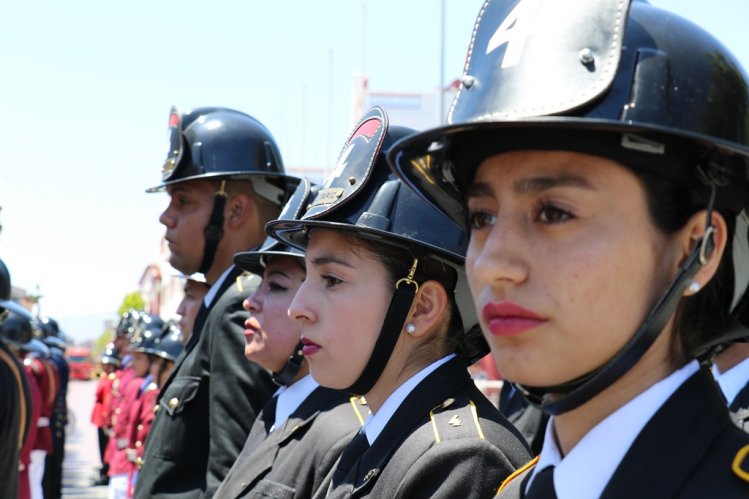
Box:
[516,188,718,416]
[346,258,419,395]
[199,181,228,275]
[272,341,305,386]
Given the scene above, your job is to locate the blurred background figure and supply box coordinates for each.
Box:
[126,321,184,497]
[149,322,184,388]
[106,312,159,499]
[175,276,209,345]
[91,343,122,486]
[20,317,58,499]
[2,309,44,499]
[0,257,32,499]
[37,316,69,499]
[124,318,163,497]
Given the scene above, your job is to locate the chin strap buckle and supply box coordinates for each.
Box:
[395,257,419,292]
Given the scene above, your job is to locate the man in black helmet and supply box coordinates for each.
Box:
[135,107,297,498]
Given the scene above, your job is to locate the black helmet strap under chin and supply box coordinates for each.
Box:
[272,341,305,386]
[199,180,228,275]
[517,185,718,416]
[346,258,419,395]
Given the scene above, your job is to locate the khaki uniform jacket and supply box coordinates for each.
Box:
[318,356,532,498]
[215,387,367,499]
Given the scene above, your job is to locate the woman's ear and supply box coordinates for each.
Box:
[681,210,728,295]
[404,280,449,339]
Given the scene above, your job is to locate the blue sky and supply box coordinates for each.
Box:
[1,0,747,342]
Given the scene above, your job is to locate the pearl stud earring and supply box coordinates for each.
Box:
[406,323,416,334]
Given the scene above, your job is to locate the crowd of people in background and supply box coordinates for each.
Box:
[88,275,209,498]
[3,0,749,497]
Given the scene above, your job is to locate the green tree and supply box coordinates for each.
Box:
[118,291,145,316]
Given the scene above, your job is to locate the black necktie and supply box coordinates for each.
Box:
[331,431,370,488]
[525,466,557,499]
[263,395,278,433]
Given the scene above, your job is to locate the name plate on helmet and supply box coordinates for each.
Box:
[304,107,387,219]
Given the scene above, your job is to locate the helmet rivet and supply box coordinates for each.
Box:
[460,75,475,88]
[578,48,595,65]
[348,176,357,185]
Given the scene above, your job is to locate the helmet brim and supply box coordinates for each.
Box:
[388,117,749,229]
[266,218,465,268]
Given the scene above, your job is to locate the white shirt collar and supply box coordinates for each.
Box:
[362,354,456,445]
[529,360,700,499]
[203,265,235,307]
[713,355,749,405]
[271,374,319,433]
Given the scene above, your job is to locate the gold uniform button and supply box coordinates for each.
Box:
[135,441,142,447]
[115,408,122,414]
[168,398,179,410]
[137,424,144,431]
[135,457,143,469]
[153,405,160,414]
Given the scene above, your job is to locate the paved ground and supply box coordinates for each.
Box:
[62,378,107,499]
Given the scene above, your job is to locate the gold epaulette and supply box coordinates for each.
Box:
[348,396,370,427]
[733,444,749,483]
[428,397,486,443]
[497,456,538,494]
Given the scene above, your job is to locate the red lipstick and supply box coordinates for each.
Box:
[300,336,321,356]
[482,301,546,337]
[243,317,260,339]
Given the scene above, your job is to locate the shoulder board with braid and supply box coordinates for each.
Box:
[428,397,487,442]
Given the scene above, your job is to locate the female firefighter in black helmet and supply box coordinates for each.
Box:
[267,107,531,498]
[214,179,367,499]
[389,0,749,496]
